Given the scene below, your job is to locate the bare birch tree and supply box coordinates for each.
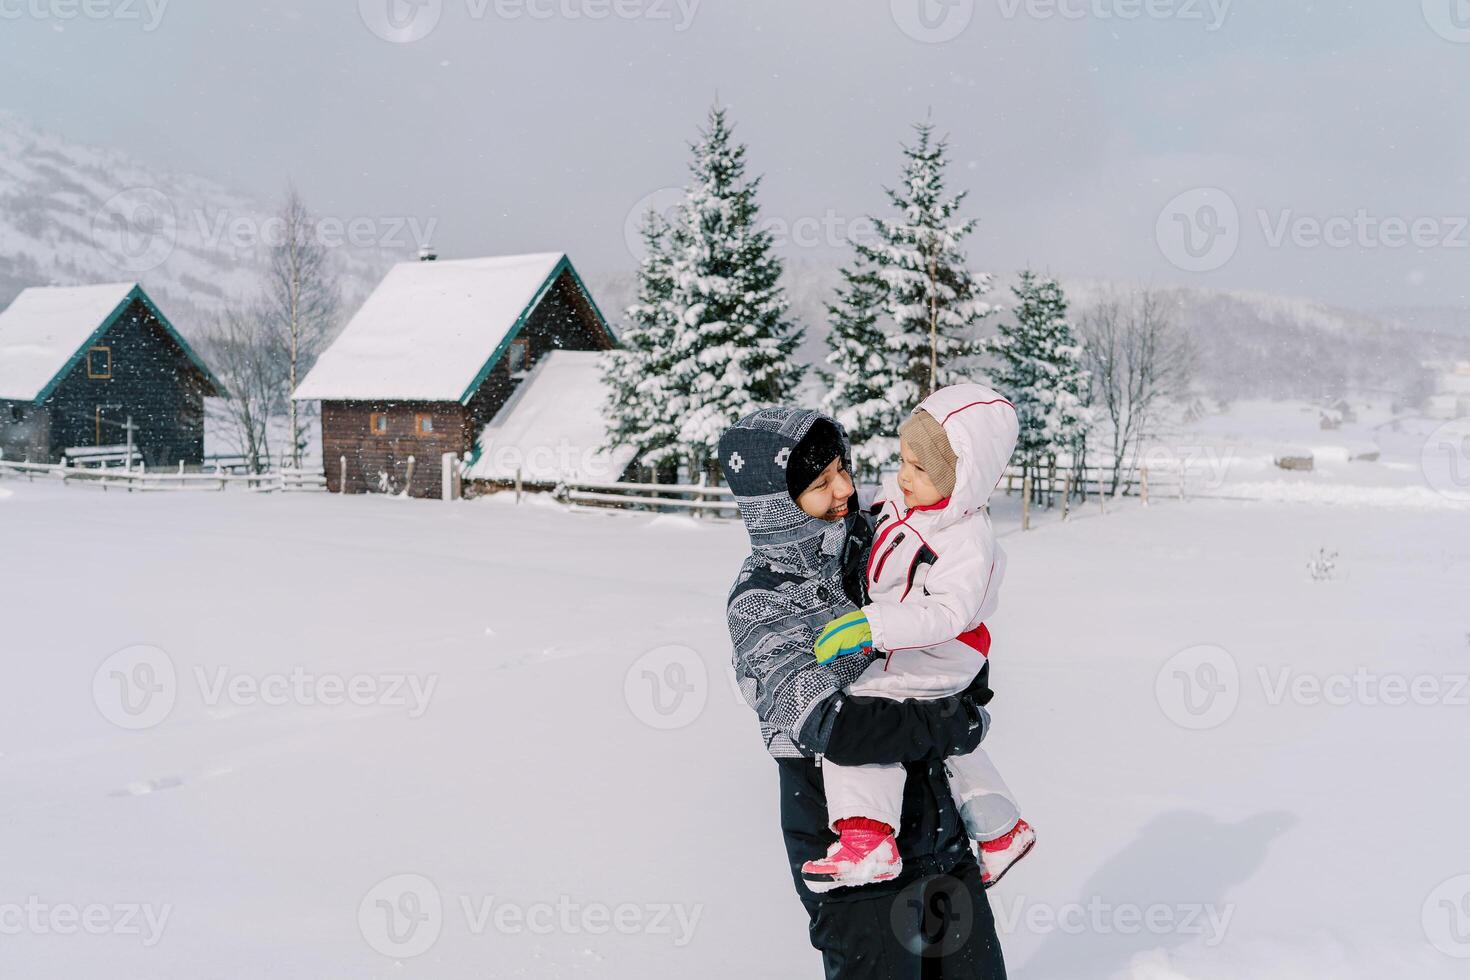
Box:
[264,188,338,467]
[1080,289,1196,494]
[202,307,282,473]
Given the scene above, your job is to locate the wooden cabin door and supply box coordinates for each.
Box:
[95,404,126,446]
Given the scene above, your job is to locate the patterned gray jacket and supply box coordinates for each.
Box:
[720,408,872,758]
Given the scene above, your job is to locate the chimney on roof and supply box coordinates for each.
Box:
[419,244,438,262]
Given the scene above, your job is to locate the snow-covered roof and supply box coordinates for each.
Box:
[294,252,594,403]
[463,350,636,484]
[0,282,216,401]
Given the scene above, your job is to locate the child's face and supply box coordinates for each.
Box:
[898,438,945,508]
[795,457,854,522]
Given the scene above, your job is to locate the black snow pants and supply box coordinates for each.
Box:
[778,757,1007,980]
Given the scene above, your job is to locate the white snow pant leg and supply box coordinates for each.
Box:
[944,748,1021,842]
[820,760,906,832]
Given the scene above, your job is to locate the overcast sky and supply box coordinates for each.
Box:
[3,0,1467,312]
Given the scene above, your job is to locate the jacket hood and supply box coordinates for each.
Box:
[719,407,852,575]
[913,384,1019,527]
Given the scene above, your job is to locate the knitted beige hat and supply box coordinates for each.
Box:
[899,409,957,498]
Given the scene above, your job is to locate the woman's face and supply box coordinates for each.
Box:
[795,457,854,522]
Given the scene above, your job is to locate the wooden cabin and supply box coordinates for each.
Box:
[0,283,219,466]
[294,252,616,497]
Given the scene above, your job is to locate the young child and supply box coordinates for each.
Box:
[799,382,1037,893]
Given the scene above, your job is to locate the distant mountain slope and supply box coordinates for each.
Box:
[0,112,399,338]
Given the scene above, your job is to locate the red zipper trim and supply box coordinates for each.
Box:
[939,397,1015,423]
[899,561,919,602]
[872,532,905,582]
[865,504,906,583]
[866,506,940,587]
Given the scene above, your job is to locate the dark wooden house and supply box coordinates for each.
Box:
[294,252,616,497]
[0,283,220,466]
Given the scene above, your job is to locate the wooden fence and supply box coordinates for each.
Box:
[547,456,1196,528]
[552,474,738,516]
[0,457,327,493]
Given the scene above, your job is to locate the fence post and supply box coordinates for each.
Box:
[515,467,523,505]
[1061,474,1072,522]
[695,471,708,520]
[442,452,460,501]
[1179,465,1187,502]
[1021,474,1032,531]
[1141,467,1150,507]
[403,456,416,496]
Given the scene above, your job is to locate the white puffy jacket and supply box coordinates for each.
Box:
[862,384,1020,655]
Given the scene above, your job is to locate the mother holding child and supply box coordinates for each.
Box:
[720,383,1032,980]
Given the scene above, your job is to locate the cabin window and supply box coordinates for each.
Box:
[507,337,531,375]
[88,346,112,379]
[370,412,389,435]
[415,413,434,436]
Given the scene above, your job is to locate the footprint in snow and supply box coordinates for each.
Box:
[109,775,185,797]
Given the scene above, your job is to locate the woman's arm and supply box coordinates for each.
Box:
[800,670,993,766]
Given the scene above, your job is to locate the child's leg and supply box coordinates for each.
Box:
[801,760,906,892]
[822,761,905,832]
[944,748,1021,842]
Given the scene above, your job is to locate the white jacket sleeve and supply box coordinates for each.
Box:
[863,522,1002,652]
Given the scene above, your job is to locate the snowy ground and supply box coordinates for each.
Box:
[1140,398,1468,509]
[3,409,1470,979]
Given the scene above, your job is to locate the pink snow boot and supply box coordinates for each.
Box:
[979,818,1036,889]
[801,817,903,893]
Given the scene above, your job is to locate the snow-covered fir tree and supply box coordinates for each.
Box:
[603,210,682,479]
[821,260,907,478]
[989,271,1092,495]
[662,105,805,478]
[854,119,994,400]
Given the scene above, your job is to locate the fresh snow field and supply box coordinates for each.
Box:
[3,414,1469,979]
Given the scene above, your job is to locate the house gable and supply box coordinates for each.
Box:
[2,284,220,404]
[294,253,613,405]
[456,257,616,405]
